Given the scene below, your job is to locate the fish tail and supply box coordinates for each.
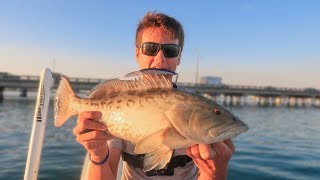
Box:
[54,76,78,127]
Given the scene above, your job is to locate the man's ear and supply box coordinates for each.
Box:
[177,53,181,65]
[135,47,140,63]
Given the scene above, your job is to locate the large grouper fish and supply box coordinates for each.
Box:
[54,70,248,171]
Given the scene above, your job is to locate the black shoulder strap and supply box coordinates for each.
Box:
[121,152,144,169]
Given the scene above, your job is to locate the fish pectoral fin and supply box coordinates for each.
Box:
[143,146,173,171]
[134,129,167,154]
[163,128,194,149]
[134,129,173,171]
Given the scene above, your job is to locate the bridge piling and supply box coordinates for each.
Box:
[20,88,28,97]
[0,86,4,101]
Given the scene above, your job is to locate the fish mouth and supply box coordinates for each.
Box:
[209,120,248,141]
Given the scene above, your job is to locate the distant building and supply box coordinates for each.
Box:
[200,76,223,86]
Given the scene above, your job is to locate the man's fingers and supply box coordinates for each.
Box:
[82,120,106,131]
[77,111,102,123]
[187,144,217,160]
[82,140,109,156]
[211,141,233,161]
[76,130,111,142]
[186,146,195,159]
[73,119,106,135]
[199,144,217,160]
[190,144,201,159]
[186,145,199,159]
[223,139,235,153]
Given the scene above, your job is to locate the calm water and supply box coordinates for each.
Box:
[0,96,319,180]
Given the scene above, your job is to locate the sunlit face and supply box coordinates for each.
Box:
[136,28,181,72]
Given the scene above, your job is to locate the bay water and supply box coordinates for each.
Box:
[0,95,319,179]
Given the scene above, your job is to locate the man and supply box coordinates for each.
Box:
[73,12,234,179]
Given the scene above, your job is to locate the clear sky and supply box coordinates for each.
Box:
[1,0,319,89]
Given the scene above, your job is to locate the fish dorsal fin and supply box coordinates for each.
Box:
[87,74,173,100]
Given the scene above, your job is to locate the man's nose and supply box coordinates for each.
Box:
[154,49,166,64]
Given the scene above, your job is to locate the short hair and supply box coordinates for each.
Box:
[136,12,185,50]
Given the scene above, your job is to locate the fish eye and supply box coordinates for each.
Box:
[213,108,221,115]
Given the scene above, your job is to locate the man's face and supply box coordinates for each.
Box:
[136,27,181,72]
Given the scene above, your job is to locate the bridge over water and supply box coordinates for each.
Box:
[1,72,320,107]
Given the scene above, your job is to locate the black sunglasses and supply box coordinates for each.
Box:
[139,42,181,58]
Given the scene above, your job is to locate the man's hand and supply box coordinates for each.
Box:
[186,139,235,180]
[73,111,111,162]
